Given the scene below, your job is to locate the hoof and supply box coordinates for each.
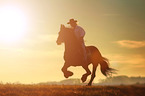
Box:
[64,74,69,78]
[64,71,73,78]
[87,83,92,86]
[81,74,87,82]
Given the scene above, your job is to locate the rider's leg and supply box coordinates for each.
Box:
[81,43,88,65]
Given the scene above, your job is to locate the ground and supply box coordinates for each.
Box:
[0,84,144,96]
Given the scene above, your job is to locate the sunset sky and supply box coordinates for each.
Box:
[0,0,145,84]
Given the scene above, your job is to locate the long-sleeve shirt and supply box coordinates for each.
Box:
[74,25,85,39]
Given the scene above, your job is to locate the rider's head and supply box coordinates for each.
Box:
[67,19,77,28]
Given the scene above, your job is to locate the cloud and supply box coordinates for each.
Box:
[105,54,145,76]
[103,13,121,16]
[23,34,57,44]
[37,34,57,42]
[0,33,59,52]
[105,54,145,69]
[115,40,145,48]
[110,54,145,64]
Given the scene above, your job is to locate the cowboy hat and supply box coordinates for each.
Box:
[67,19,77,24]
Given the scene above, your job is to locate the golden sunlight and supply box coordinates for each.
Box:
[0,6,27,44]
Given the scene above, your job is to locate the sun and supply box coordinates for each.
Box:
[0,6,27,44]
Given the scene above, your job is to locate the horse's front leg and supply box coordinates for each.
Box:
[61,62,73,78]
[81,65,91,82]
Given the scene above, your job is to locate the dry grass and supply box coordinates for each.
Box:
[0,84,144,96]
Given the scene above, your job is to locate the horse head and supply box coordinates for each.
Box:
[56,24,66,45]
[56,24,74,45]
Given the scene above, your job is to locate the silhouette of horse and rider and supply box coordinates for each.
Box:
[56,19,115,86]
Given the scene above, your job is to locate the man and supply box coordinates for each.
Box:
[67,18,87,65]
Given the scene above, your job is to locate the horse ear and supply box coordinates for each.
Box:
[60,24,65,29]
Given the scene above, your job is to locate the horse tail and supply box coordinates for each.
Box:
[100,57,117,76]
[88,46,117,76]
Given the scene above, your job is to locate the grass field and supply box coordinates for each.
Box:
[0,84,144,96]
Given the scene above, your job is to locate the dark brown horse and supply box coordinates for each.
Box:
[56,24,115,86]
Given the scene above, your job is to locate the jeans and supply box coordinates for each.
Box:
[80,42,87,64]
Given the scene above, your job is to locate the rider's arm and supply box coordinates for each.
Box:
[79,27,85,38]
[79,27,85,43]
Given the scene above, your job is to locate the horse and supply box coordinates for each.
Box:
[56,24,115,86]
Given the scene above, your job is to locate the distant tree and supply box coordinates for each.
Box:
[60,78,81,85]
[98,75,145,85]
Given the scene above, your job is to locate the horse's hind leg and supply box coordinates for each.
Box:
[61,62,73,78]
[81,65,91,82]
[87,64,97,86]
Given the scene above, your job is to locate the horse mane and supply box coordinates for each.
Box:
[63,27,79,46]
